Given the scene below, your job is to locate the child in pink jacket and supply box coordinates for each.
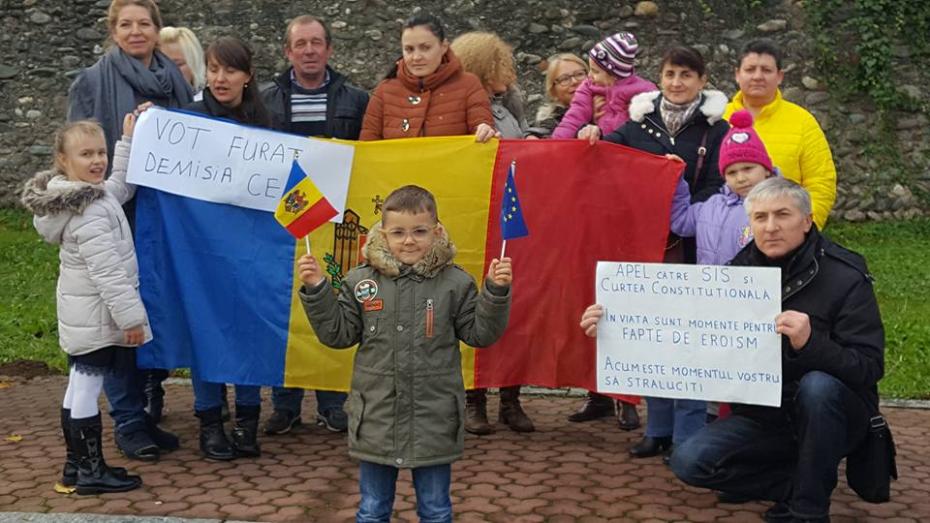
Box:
[552,32,655,139]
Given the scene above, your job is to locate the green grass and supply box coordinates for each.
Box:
[0,208,67,372]
[823,219,930,399]
[2,208,928,398]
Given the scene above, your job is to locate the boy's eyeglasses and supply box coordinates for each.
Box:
[385,226,435,242]
[553,70,587,87]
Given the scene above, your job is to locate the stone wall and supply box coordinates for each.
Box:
[2,0,928,220]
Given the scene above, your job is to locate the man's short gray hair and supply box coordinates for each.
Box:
[744,177,812,217]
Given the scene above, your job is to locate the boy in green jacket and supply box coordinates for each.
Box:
[298,185,512,522]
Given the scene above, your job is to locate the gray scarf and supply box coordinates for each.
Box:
[659,95,701,136]
[90,48,193,155]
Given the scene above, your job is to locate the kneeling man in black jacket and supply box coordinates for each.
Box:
[670,177,885,523]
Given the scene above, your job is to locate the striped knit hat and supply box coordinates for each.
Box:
[589,32,638,79]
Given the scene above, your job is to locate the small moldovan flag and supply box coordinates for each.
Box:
[274,159,339,238]
[500,161,529,240]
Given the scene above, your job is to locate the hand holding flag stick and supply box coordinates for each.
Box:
[297,253,326,287]
[500,159,529,258]
[487,256,514,287]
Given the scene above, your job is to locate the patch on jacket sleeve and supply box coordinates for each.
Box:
[363,298,383,312]
[354,279,379,302]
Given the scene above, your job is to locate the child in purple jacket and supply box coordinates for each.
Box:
[670,110,777,265]
[551,32,655,139]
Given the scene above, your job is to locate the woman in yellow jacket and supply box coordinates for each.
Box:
[725,39,836,229]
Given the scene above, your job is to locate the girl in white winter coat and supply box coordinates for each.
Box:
[21,111,150,495]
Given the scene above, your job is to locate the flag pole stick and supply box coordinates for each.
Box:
[305,235,311,254]
[500,240,507,260]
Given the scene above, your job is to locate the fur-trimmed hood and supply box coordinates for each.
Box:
[21,170,105,244]
[628,89,728,125]
[535,102,566,125]
[363,221,457,279]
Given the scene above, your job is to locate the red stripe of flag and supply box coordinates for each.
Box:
[285,197,339,238]
[476,139,684,403]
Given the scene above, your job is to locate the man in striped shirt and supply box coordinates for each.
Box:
[261,15,369,436]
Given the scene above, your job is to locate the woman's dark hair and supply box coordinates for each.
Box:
[659,46,706,77]
[205,37,272,127]
[384,13,447,79]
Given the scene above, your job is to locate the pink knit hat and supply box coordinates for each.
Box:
[718,110,774,174]
[589,32,638,79]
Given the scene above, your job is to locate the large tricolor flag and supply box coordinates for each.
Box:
[135,135,683,391]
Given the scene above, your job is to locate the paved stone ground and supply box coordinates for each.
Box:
[1,376,928,522]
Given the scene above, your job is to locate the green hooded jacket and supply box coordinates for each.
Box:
[299,222,511,468]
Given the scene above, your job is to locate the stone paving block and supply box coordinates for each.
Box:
[0,376,928,522]
[534,498,596,517]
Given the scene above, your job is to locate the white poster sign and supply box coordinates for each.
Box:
[127,107,354,214]
[595,262,783,407]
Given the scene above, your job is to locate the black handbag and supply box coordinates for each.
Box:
[845,414,898,503]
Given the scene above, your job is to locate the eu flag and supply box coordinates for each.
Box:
[500,161,529,240]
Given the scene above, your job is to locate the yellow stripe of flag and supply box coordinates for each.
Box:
[283,137,499,391]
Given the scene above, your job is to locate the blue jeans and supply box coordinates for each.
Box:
[192,374,260,411]
[670,371,869,519]
[103,365,148,435]
[271,387,347,416]
[357,461,452,523]
[644,397,706,445]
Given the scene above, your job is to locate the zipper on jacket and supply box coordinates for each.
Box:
[784,256,819,301]
[425,298,434,338]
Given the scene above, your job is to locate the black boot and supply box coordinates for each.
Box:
[60,408,79,488]
[114,425,160,462]
[567,392,614,422]
[629,435,672,458]
[499,386,535,433]
[465,389,493,435]
[231,404,261,458]
[60,408,128,488]
[196,407,235,461]
[143,369,168,424]
[220,384,231,422]
[145,413,180,452]
[70,414,142,495]
[616,400,641,431]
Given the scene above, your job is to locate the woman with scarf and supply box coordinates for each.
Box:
[68,0,193,161]
[65,0,191,463]
[581,46,729,461]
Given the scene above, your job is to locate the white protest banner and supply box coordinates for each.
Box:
[127,107,353,214]
[595,262,782,407]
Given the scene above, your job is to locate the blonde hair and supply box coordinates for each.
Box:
[450,32,517,89]
[160,26,206,91]
[107,0,162,32]
[544,53,587,102]
[54,120,106,173]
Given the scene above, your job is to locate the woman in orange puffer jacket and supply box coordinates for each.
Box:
[360,13,496,142]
